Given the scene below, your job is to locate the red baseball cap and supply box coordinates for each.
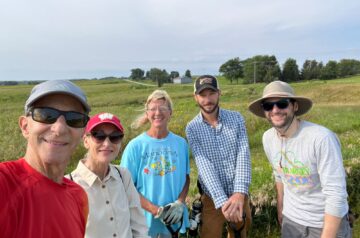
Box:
[85,113,124,134]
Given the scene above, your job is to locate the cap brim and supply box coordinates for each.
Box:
[25,80,91,113]
[86,121,124,133]
[27,91,90,113]
[248,96,313,118]
[195,85,219,94]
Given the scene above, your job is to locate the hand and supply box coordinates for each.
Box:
[154,206,168,222]
[222,193,245,223]
[163,200,184,225]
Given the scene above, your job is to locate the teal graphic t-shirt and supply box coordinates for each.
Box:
[121,132,190,236]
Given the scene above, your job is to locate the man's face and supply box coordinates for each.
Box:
[194,88,220,114]
[19,94,86,167]
[263,97,298,130]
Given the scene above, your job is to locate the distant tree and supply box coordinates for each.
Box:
[282,58,299,82]
[242,58,254,84]
[301,60,312,80]
[320,60,338,80]
[162,69,170,83]
[1,81,18,86]
[185,69,192,78]
[243,55,280,84]
[130,68,145,80]
[301,60,322,80]
[337,59,360,78]
[147,68,168,87]
[169,71,180,80]
[219,57,243,84]
[318,62,324,77]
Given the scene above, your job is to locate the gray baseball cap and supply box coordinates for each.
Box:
[25,80,91,113]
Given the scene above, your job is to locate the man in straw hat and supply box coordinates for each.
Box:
[248,81,352,237]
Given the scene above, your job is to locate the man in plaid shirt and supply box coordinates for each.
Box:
[186,75,252,238]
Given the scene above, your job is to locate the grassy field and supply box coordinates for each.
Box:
[1,76,359,237]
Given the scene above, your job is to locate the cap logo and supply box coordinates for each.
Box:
[99,113,114,121]
[199,77,213,85]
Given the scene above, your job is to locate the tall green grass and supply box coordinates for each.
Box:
[1,76,359,237]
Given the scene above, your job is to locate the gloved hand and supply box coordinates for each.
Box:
[162,200,184,225]
[154,204,172,224]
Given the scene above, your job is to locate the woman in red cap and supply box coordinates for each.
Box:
[68,112,149,238]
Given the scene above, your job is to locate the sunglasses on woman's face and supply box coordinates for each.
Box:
[90,131,124,144]
[28,107,89,128]
[261,99,292,111]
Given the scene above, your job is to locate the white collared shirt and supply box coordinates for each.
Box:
[68,160,149,238]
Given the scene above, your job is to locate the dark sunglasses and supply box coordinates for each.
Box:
[90,131,124,144]
[261,99,292,111]
[28,107,89,128]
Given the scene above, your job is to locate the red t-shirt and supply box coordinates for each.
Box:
[0,158,88,238]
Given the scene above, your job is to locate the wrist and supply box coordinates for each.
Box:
[176,199,184,204]
[233,192,245,202]
[154,206,163,217]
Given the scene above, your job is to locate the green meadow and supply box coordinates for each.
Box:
[1,76,359,237]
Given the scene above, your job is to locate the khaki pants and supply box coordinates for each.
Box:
[200,194,252,238]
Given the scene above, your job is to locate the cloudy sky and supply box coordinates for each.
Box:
[1,0,359,81]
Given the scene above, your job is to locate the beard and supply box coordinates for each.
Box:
[198,100,219,115]
[267,112,295,131]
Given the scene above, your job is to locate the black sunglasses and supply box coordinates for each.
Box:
[90,131,124,144]
[261,99,292,111]
[28,107,89,128]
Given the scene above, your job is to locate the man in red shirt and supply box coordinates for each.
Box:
[0,80,90,238]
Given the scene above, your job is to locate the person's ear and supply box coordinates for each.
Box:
[194,94,199,102]
[293,101,299,112]
[83,134,91,149]
[19,116,30,139]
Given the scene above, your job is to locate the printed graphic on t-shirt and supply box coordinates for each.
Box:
[141,147,178,176]
[274,150,315,190]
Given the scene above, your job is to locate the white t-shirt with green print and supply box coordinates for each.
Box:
[263,120,348,228]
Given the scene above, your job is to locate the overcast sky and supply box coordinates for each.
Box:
[1,0,360,81]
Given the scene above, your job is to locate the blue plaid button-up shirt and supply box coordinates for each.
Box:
[186,108,251,209]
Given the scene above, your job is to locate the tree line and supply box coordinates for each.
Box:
[219,56,360,84]
[2,56,359,86]
[129,68,192,87]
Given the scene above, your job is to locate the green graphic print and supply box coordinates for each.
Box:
[274,150,315,189]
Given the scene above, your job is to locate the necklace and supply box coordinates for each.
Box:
[278,120,301,169]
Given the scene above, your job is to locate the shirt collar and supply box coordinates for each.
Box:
[75,160,120,187]
[198,108,223,124]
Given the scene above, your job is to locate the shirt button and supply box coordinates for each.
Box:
[110,217,114,221]
[106,201,110,204]
[102,185,106,188]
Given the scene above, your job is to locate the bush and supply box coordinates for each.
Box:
[347,162,360,228]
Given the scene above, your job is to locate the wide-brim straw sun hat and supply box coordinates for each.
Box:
[248,80,313,118]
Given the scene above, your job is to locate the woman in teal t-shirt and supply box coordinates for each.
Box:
[121,90,190,238]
